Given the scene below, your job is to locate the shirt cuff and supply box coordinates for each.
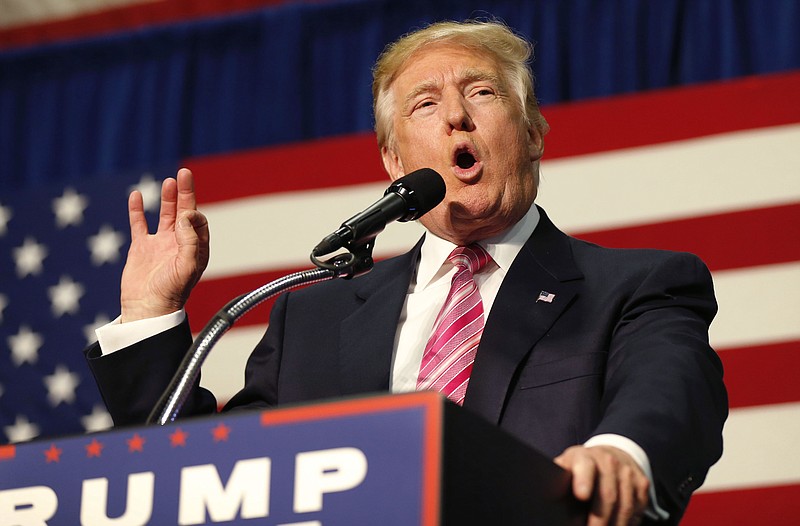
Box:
[95,310,186,355]
[584,433,670,521]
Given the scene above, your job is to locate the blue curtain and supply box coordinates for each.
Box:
[1,0,798,190]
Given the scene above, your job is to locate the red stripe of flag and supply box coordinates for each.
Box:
[718,340,800,409]
[543,71,800,159]
[187,72,800,202]
[681,483,800,525]
[573,203,800,273]
[191,132,386,204]
[187,267,304,332]
[0,0,294,50]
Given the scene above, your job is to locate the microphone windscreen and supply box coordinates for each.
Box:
[388,168,446,221]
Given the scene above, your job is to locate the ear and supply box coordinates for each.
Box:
[527,122,545,162]
[381,145,405,182]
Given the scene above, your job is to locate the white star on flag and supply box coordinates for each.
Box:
[52,187,89,228]
[1,173,152,444]
[48,275,86,317]
[0,293,8,322]
[43,365,81,406]
[88,224,126,265]
[83,313,112,345]
[8,325,44,366]
[13,236,48,278]
[0,202,12,236]
[81,404,114,433]
[130,173,162,213]
[4,415,41,443]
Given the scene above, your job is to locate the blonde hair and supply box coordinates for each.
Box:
[372,20,549,149]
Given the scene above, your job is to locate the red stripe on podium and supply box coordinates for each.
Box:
[0,445,16,461]
[681,484,800,526]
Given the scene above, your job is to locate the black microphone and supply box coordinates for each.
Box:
[312,168,445,257]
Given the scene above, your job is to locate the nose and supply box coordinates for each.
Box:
[443,95,474,133]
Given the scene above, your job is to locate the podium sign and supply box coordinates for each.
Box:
[0,392,584,525]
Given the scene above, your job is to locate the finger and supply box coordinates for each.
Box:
[614,465,636,526]
[128,190,149,240]
[588,454,618,526]
[569,451,597,502]
[632,471,650,525]
[156,177,179,232]
[176,167,197,212]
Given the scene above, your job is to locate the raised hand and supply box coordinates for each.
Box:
[120,168,210,322]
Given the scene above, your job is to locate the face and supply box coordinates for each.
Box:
[381,44,544,245]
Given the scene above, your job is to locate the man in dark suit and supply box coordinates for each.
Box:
[86,20,727,526]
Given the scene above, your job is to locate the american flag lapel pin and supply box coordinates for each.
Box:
[537,290,556,303]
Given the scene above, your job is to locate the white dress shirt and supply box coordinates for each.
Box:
[390,205,541,392]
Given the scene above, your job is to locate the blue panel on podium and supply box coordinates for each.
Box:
[0,392,445,525]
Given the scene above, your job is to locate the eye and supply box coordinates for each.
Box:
[474,87,495,97]
[412,99,437,114]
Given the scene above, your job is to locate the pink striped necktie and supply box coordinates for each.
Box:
[417,244,492,405]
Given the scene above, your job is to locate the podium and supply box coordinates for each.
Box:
[0,392,586,525]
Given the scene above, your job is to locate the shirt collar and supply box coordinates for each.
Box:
[415,204,540,290]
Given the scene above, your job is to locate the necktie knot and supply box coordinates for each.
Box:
[448,244,491,275]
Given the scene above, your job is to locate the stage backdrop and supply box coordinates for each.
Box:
[1,1,799,524]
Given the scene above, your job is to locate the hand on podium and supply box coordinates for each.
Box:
[555,445,650,526]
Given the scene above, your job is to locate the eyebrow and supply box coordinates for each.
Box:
[402,67,503,108]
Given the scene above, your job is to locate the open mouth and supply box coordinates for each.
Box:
[453,145,479,170]
[456,151,477,169]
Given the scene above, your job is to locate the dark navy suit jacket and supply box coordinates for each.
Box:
[87,207,727,523]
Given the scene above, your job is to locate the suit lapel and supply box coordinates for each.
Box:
[337,239,423,395]
[464,208,584,424]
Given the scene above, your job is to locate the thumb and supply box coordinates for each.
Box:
[175,210,204,246]
[175,210,210,279]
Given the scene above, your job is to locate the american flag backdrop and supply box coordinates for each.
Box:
[0,170,175,444]
[1,1,799,524]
